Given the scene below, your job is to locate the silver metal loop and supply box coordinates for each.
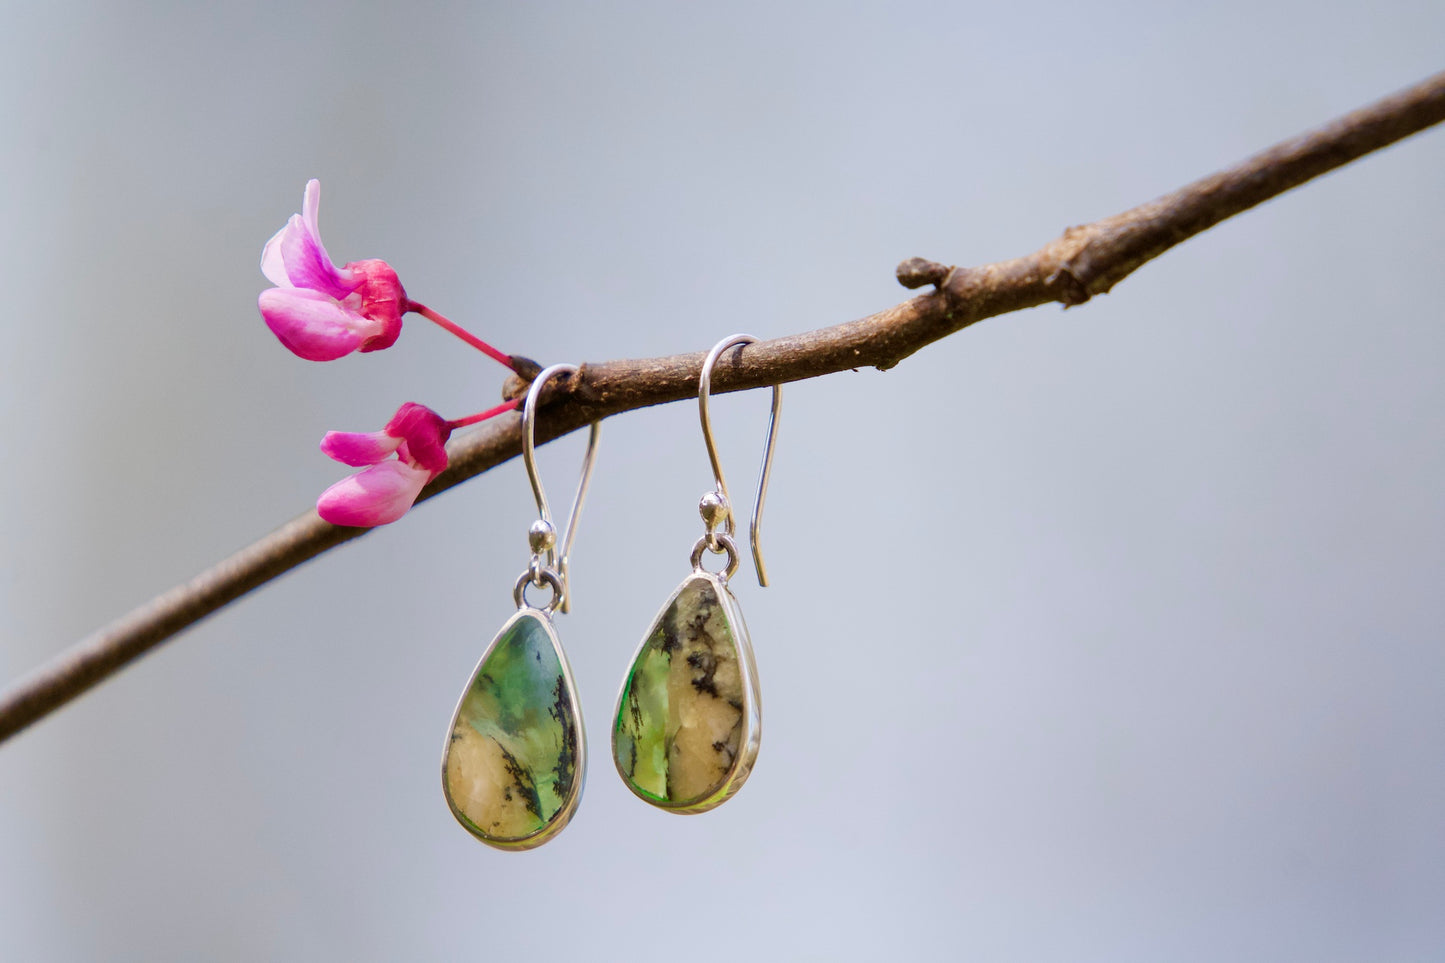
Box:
[690,533,741,583]
[698,334,781,588]
[513,568,564,614]
[527,554,547,587]
[521,364,602,613]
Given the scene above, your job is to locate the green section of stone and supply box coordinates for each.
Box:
[614,575,748,806]
[444,612,580,843]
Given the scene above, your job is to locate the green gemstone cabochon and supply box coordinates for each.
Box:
[613,573,759,810]
[443,610,582,846]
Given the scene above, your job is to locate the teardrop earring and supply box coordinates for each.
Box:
[611,334,781,814]
[441,365,600,849]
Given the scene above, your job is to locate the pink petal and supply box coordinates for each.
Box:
[258,181,356,297]
[259,287,377,361]
[320,429,403,467]
[279,213,356,299]
[260,224,291,287]
[316,460,431,527]
[302,179,322,236]
[297,179,353,295]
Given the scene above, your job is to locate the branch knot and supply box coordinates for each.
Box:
[895,257,956,290]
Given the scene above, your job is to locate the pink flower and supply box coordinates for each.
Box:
[258,179,407,361]
[316,403,452,526]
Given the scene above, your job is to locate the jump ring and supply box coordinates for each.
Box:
[690,533,740,582]
[514,568,564,613]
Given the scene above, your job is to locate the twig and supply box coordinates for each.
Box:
[3,70,1443,745]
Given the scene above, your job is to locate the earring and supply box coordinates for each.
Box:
[612,334,781,813]
[441,365,600,850]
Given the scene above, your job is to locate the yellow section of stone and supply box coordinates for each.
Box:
[445,723,544,839]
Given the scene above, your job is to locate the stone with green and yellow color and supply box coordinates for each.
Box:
[613,573,760,812]
[442,610,583,848]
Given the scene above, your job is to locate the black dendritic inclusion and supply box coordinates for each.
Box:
[549,675,577,795]
[687,649,719,697]
[680,582,723,696]
[497,743,542,825]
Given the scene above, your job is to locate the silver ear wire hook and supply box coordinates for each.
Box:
[698,334,781,587]
[522,364,601,613]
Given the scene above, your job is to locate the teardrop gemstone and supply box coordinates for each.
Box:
[612,572,761,813]
[442,609,585,850]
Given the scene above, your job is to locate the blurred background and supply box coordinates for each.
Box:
[1,2,1442,959]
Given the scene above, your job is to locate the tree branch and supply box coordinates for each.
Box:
[3,70,1443,745]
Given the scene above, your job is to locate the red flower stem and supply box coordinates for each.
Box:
[406,301,515,369]
[446,398,519,430]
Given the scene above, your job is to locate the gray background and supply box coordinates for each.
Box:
[2,2,1442,960]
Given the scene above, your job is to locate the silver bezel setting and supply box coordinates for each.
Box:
[611,570,762,815]
[441,606,587,851]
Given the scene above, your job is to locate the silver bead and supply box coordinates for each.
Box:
[698,491,730,530]
[528,519,557,554]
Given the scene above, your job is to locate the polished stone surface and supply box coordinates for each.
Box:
[613,574,758,809]
[443,611,581,846]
